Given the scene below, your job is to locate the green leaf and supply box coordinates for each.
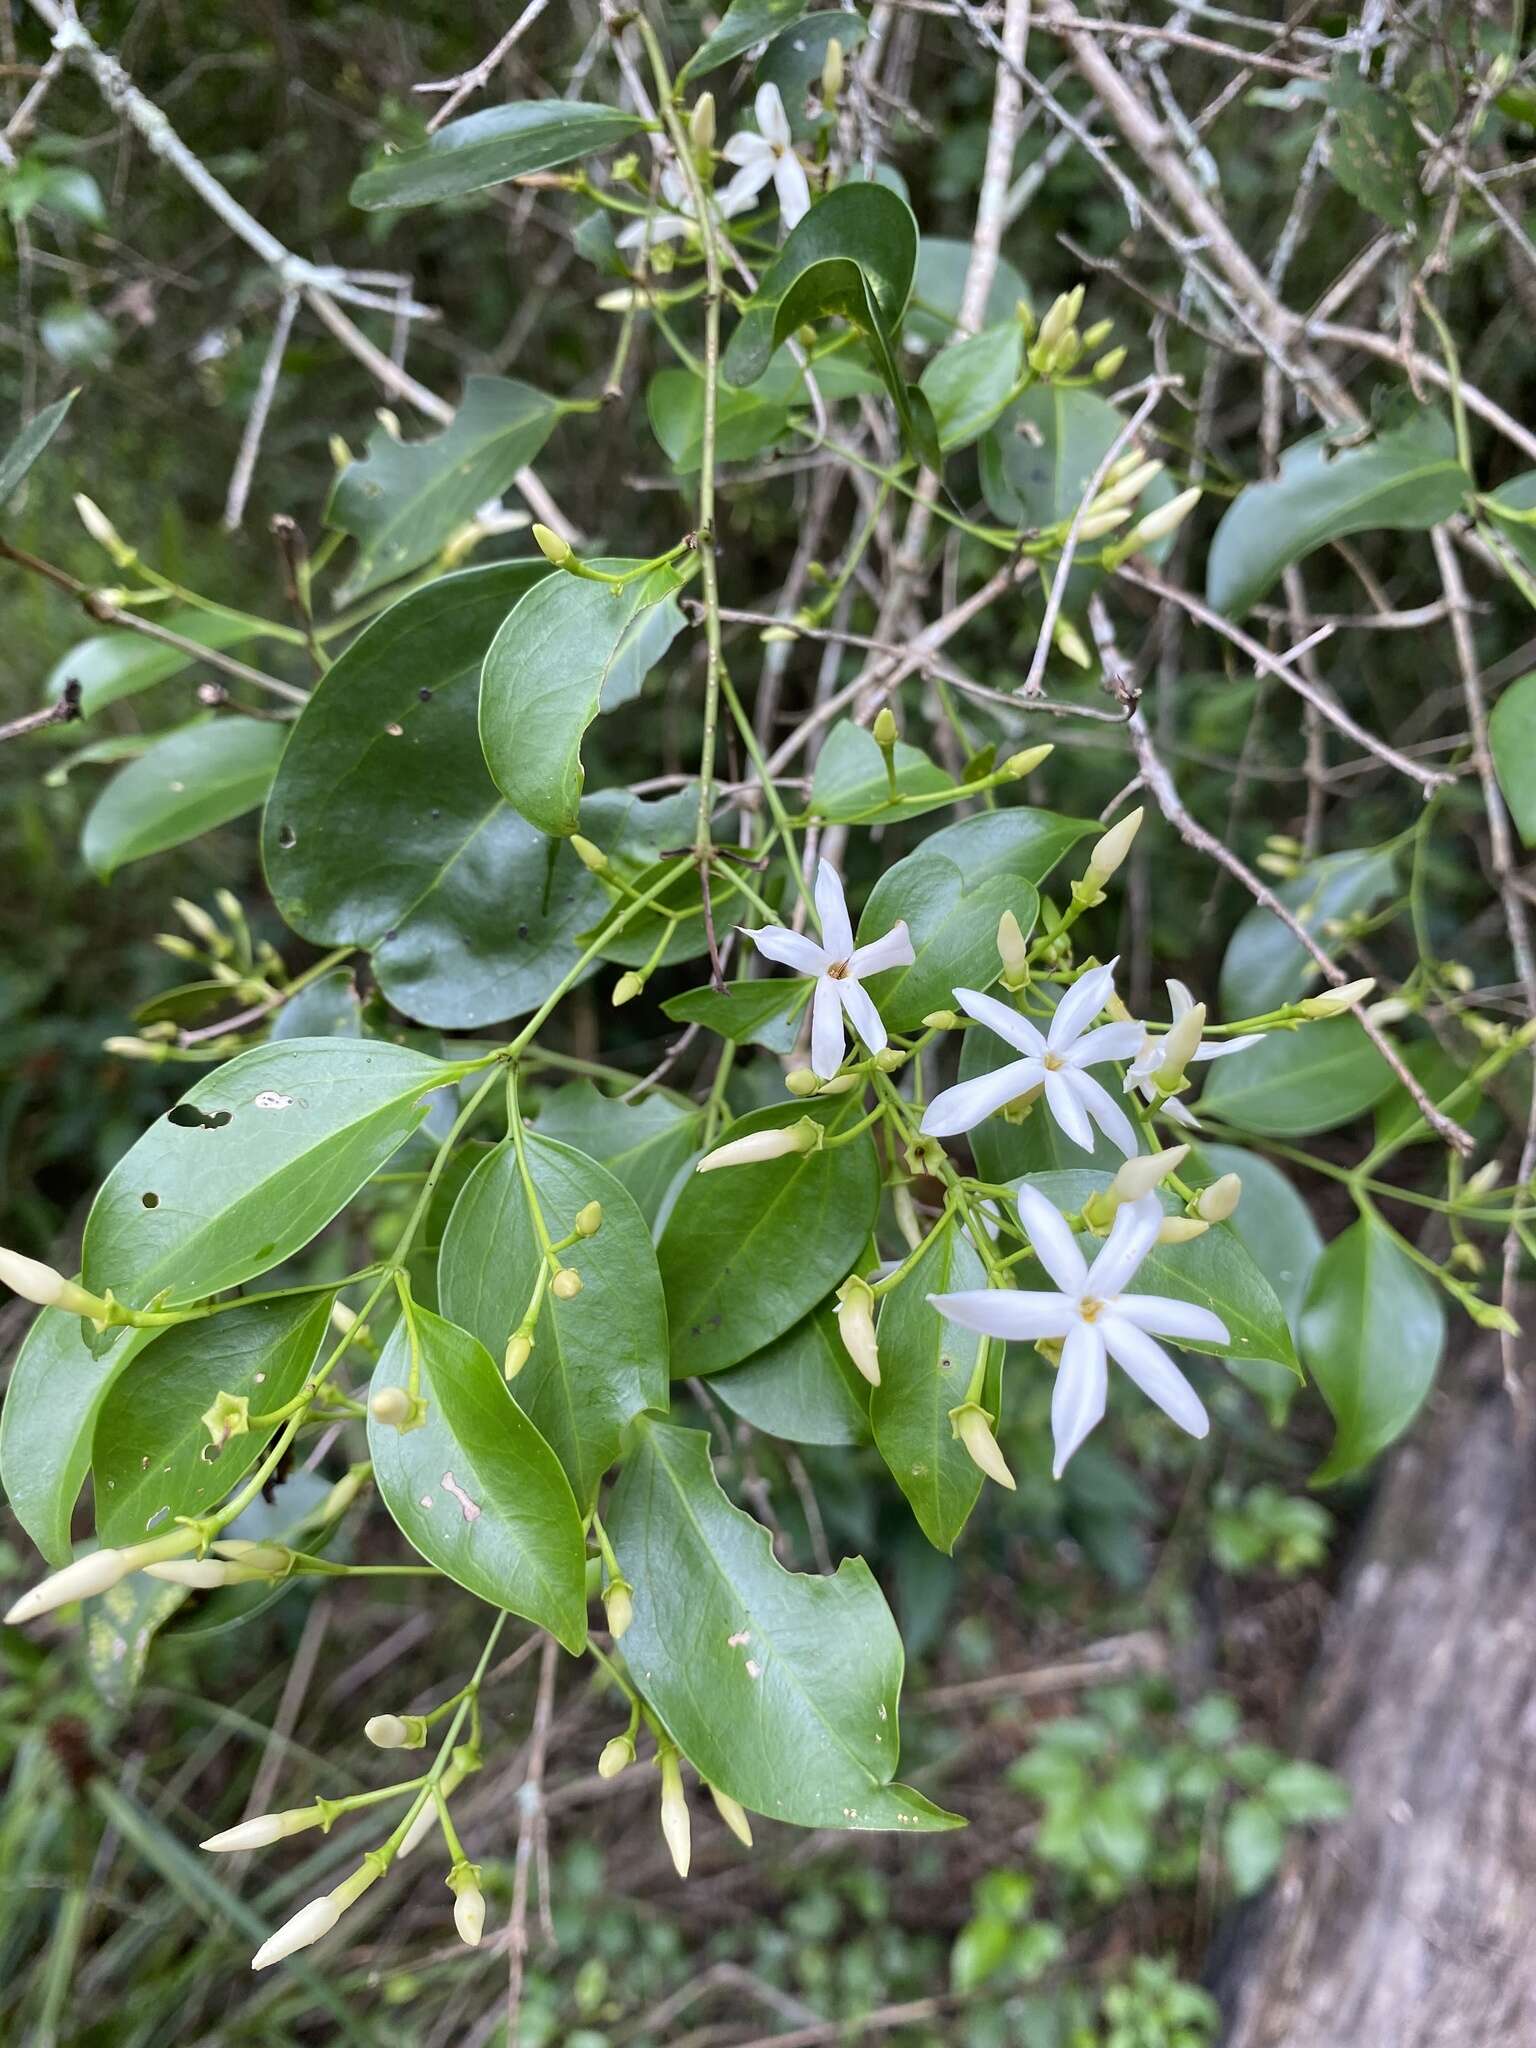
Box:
[662,977,812,1054]
[1218,846,1399,1014]
[1199,1019,1395,1137]
[1489,670,1536,848]
[264,566,691,1028]
[530,1081,702,1227]
[808,720,954,822]
[82,719,285,878]
[1371,1037,1480,1151]
[86,1572,188,1711]
[1224,1797,1287,1897]
[606,1419,961,1831]
[91,1294,331,1546]
[1022,1171,1299,1371]
[0,1310,152,1565]
[367,1305,586,1650]
[1327,64,1422,231]
[81,1038,448,1308]
[351,102,648,210]
[871,1217,990,1552]
[0,388,75,505]
[920,321,1025,452]
[646,365,797,472]
[979,384,1174,543]
[711,1306,871,1446]
[1263,1759,1350,1823]
[758,14,868,136]
[480,561,688,838]
[908,238,1027,349]
[437,1132,668,1506]
[326,378,565,602]
[723,185,939,470]
[1300,1216,1444,1484]
[45,610,274,717]
[658,1098,882,1375]
[1483,472,1536,581]
[1206,411,1470,618]
[679,0,811,83]
[1194,1144,1321,1424]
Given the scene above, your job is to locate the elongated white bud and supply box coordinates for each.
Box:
[996,909,1030,991]
[1118,485,1201,553]
[659,1751,691,1878]
[1093,458,1164,511]
[950,1404,1016,1490]
[145,1559,270,1588]
[450,1872,486,1948]
[5,1527,198,1626]
[1298,976,1376,1018]
[821,35,844,103]
[251,1894,342,1971]
[1033,285,1084,361]
[1052,616,1092,669]
[688,91,716,154]
[709,1784,754,1848]
[1155,1002,1206,1094]
[1464,1160,1501,1198]
[1111,1145,1189,1204]
[1001,743,1053,780]
[1157,1216,1208,1243]
[0,1247,107,1318]
[74,492,134,564]
[202,1806,321,1853]
[1074,504,1131,541]
[834,1276,881,1387]
[696,1119,820,1172]
[603,1577,634,1638]
[532,522,571,567]
[1086,807,1143,887]
[1195,1173,1241,1223]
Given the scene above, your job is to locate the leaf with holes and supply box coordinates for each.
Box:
[81,1038,449,1308]
[351,101,648,209]
[82,719,286,878]
[368,1306,586,1649]
[606,1419,961,1830]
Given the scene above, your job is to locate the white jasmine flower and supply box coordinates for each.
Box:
[614,166,751,251]
[920,964,1143,1154]
[930,1185,1229,1477]
[743,860,913,1080]
[719,84,812,229]
[1125,979,1263,1128]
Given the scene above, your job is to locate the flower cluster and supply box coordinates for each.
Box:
[616,84,810,253]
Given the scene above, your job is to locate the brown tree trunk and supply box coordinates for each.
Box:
[1215,1344,1536,2048]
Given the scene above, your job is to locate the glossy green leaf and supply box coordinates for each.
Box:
[1300,1216,1444,1484]
[908,239,1027,349]
[659,1098,882,1376]
[367,1306,586,1649]
[647,365,797,472]
[351,102,648,210]
[606,1419,961,1830]
[1194,1143,1322,1424]
[327,378,565,601]
[438,1132,668,1506]
[1023,1170,1299,1371]
[92,1294,331,1546]
[530,1081,702,1227]
[758,13,868,135]
[871,1217,990,1552]
[1489,670,1536,848]
[712,1306,871,1446]
[662,976,812,1054]
[809,720,953,821]
[1327,64,1422,231]
[480,560,688,838]
[980,384,1174,544]
[1218,845,1399,1014]
[82,719,285,879]
[0,1309,152,1565]
[1371,1038,1480,1151]
[81,1038,448,1308]
[1206,411,1469,618]
[0,388,74,503]
[920,321,1025,452]
[679,0,810,82]
[270,967,364,1042]
[44,610,272,717]
[1199,1019,1395,1137]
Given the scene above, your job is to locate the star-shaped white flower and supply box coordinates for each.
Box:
[930,1185,1229,1477]
[719,84,812,230]
[614,166,752,251]
[744,859,913,1079]
[1126,978,1264,1128]
[920,962,1144,1155]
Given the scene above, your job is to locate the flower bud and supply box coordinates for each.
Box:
[696,1119,822,1171]
[328,433,352,471]
[922,1009,960,1032]
[1094,458,1164,511]
[532,522,572,567]
[598,1732,636,1778]
[250,1893,343,1971]
[872,706,898,748]
[1464,1160,1501,1198]
[314,1462,370,1524]
[1075,504,1132,541]
[834,1276,881,1387]
[575,1200,603,1238]
[613,971,645,1006]
[5,1526,199,1625]
[1157,1216,1208,1244]
[551,1266,582,1300]
[1001,743,1053,780]
[1114,486,1201,557]
[365,1713,427,1750]
[603,1577,634,1638]
[1082,318,1114,351]
[504,1329,533,1378]
[569,834,609,874]
[784,1067,820,1097]
[144,1558,271,1588]
[449,1867,486,1947]
[996,909,1030,991]
[689,91,716,153]
[74,493,135,565]
[1093,346,1127,381]
[1110,1145,1189,1204]
[949,1403,1016,1491]
[1086,807,1143,888]
[1194,1172,1241,1223]
[874,1048,908,1073]
[330,1300,359,1337]
[1367,995,1411,1025]
[1052,615,1092,669]
[821,35,845,104]
[1298,977,1376,1019]
[202,1805,321,1853]
[1154,1001,1205,1094]
[708,1784,754,1848]
[368,1386,415,1429]
[1033,285,1084,363]
[659,1750,691,1878]
[103,1035,172,1062]
[0,1247,107,1318]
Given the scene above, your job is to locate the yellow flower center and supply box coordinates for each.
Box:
[1043,1051,1064,1071]
[1079,1297,1104,1323]
[826,959,850,981]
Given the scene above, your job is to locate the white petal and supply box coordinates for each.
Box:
[811,976,845,1079]
[744,923,827,975]
[721,132,773,168]
[927,1288,1077,1343]
[1013,1183,1089,1293]
[952,985,1047,1057]
[1086,1193,1161,1297]
[1114,1293,1230,1347]
[1100,1316,1209,1438]
[755,82,792,149]
[660,166,690,207]
[1043,1068,1095,1152]
[1066,1021,1145,1069]
[838,977,887,1056]
[616,212,692,249]
[1071,1068,1141,1157]
[814,858,854,958]
[718,160,775,215]
[1051,1321,1108,1478]
[922,1057,1042,1138]
[850,921,914,978]
[1159,1095,1200,1129]
[1048,958,1119,1051]
[1192,1032,1265,1062]
[773,150,812,230]
[1167,978,1195,1019]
